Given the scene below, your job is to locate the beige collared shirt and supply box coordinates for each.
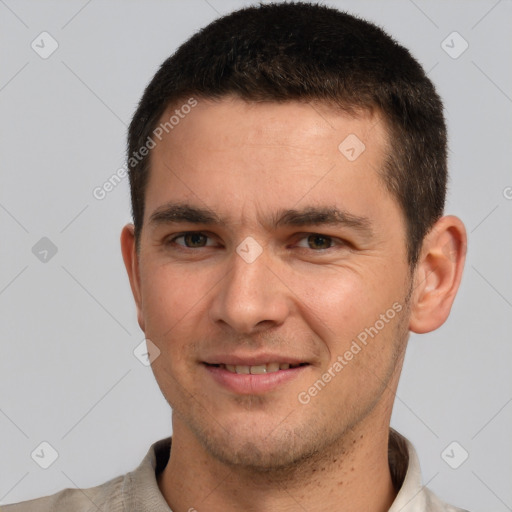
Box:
[2,430,469,511]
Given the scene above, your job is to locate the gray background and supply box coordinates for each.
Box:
[1,0,511,510]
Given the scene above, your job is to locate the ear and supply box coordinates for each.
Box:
[409,215,467,334]
[120,224,145,332]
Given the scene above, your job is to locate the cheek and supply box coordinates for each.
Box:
[290,267,366,324]
[139,262,212,341]
[301,279,360,337]
[291,265,404,352]
[140,264,207,398]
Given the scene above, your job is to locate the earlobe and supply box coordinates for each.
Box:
[409,215,467,334]
[120,224,145,332]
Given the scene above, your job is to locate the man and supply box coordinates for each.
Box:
[4,2,469,511]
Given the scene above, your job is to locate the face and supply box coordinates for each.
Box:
[126,97,413,471]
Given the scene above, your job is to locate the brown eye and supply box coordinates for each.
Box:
[306,234,333,250]
[170,232,213,248]
[182,233,208,247]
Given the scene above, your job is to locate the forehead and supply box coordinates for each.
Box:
[145,97,395,227]
[157,97,387,157]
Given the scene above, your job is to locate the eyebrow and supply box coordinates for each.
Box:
[272,207,373,237]
[148,202,373,237]
[149,203,221,226]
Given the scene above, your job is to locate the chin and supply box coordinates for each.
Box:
[207,437,312,472]
[192,417,332,474]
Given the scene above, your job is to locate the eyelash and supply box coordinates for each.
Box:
[165,232,347,251]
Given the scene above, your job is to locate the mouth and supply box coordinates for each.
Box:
[202,361,310,394]
[204,362,309,374]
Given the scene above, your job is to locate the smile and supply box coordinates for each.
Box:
[203,361,310,394]
[209,362,307,374]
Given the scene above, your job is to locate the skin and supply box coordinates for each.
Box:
[121,96,467,512]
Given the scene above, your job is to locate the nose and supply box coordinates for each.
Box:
[209,243,291,335]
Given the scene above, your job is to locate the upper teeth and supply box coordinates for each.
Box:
[222,363,298,374]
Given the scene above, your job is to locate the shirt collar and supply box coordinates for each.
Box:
[388,429,429,511]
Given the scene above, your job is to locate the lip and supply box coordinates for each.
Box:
[203,362,309,394]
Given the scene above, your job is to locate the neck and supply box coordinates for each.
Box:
[158,413,397,512]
